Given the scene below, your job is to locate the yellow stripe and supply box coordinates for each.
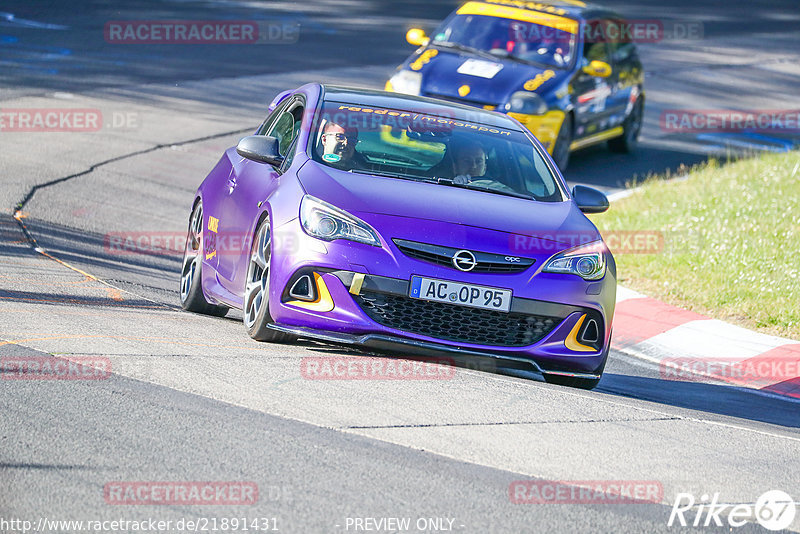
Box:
[564,314,596,352]
[14,211,125,302]
[349,273,365,295]
[569,126,624,151]
[457,2,578,34]
[287,273,334,312]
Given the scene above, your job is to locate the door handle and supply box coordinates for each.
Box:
[227,176,237,194]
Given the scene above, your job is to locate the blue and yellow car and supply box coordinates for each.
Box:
[386,0,645,169]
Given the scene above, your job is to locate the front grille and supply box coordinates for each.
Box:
[393,239,535,274]
[353,290,560,347]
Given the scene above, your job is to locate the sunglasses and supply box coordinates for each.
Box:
[323,132,357,142]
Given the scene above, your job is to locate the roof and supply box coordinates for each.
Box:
[458,0,618,22]
[320,85,524,130]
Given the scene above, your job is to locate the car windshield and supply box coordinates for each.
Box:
[311,101,565,202]
[431,8,577,69]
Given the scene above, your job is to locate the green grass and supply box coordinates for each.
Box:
[589,151,800,340]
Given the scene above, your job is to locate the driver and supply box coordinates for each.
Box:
[320,122,369,171]
[452,140,489,184]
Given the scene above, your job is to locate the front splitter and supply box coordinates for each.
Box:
[266,323,601,380]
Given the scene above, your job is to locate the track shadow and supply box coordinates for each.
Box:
[23,217,182,276]
[0,0,454,98]
[0,463,98,471]
[597,372,800,428]
[0,288,164,310]
[283,337,800,429]
[6,215,798,430]
[0,214,182,306]
[564,142,709,189]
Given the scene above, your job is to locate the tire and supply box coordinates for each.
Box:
[179,201,229,316]
[543,345,608,390]
[552,113,573,171]
[608,97,643,153]
[243,216,295,343]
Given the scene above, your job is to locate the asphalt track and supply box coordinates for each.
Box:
[1,1,799,532]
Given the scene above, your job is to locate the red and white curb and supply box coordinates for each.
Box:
[611,286,800,400]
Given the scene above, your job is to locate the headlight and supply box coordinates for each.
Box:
[542,240,607,280]
[300,195,381,247]
[388,70,422,95]
[504,91,548,115]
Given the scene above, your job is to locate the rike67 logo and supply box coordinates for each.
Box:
[669,490,796,531]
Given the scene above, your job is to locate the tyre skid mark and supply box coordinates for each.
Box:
[0,294,160,309]
[346,416,681,429]
[0,334,261,351]
[9,126,256,313]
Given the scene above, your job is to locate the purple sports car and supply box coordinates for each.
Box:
[180,84,615,389]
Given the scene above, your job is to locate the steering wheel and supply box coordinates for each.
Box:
[469,178,519,194]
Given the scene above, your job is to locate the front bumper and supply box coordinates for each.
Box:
[271,263,611,376]
[266,322,605,380]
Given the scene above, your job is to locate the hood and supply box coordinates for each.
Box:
[417,49,567,106]
[297,161,599,246]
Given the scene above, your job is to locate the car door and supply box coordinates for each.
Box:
[203,102,290,280]
[215,96,304,296]
[571,18,617,139]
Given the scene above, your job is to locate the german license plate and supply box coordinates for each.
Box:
[409,276,512,312]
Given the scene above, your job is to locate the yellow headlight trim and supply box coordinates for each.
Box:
[287,272,334,312]
[565,314,596,352]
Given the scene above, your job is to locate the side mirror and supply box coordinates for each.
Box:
[582,60,612,78]
[572,185,609,213]
[236,136,284,166]
[406,28,429,47]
